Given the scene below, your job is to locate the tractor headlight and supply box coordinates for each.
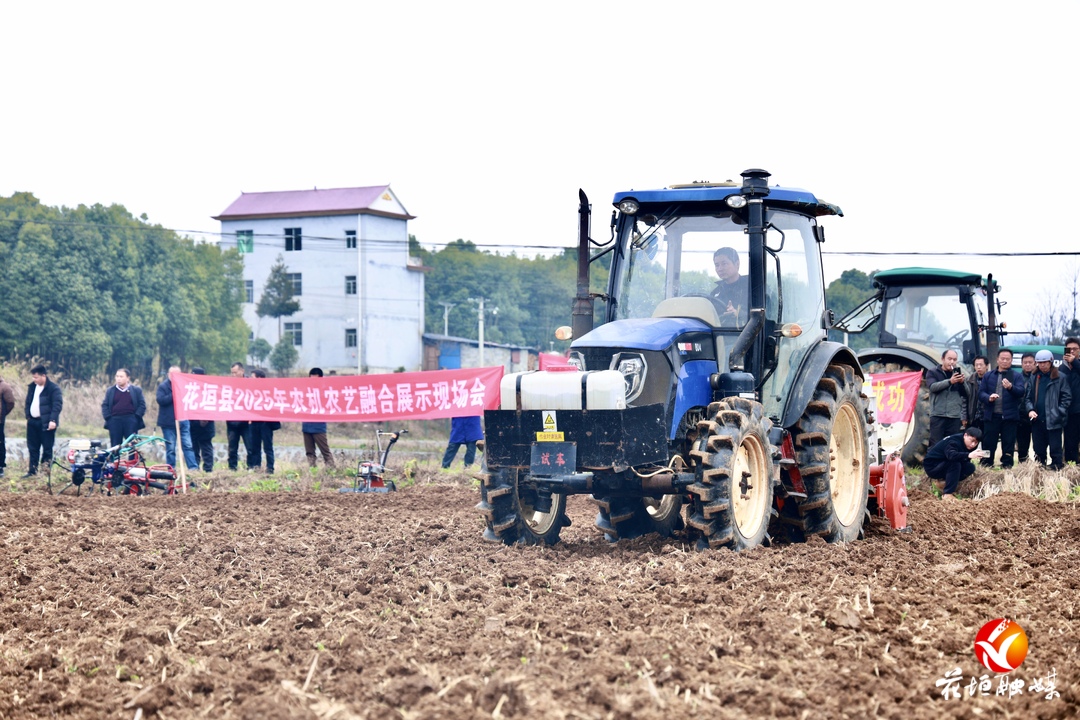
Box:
[611,352,647,403]
[567,351,586,371]
[618,199,640,215]
[726,195,748,209]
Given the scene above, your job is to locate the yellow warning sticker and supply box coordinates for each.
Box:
[542,411,558,433]
[535,432,565,442]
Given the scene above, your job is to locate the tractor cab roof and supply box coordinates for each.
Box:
[612,183,842,218]
[873,267,998,291]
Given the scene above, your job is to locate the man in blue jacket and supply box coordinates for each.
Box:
[156,366,197,471]
[443,415,483,468]
[924,427,986,500]
[977,348,1026,469]
[24,365,63,477]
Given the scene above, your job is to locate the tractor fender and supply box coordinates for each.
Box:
[779,341,863,430]
[857,347,936,373]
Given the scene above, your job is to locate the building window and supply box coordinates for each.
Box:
[345,275,356,295]
[237,230,254,253]
[244,279,254,304]
[345,328,357,348]
[286,272,302,296]
[345,230,357,249]
[285,227,302,251]
[284,322,303,346]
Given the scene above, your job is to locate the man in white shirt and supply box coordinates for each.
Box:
[23,365,63,477]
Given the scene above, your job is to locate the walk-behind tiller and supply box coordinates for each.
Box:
[868,450,911,532]
[51,434,186,496]
[340,429,408,494]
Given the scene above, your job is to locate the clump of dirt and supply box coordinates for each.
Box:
[0,474,1076,719]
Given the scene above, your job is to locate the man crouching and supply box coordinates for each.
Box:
[924,427,986,500]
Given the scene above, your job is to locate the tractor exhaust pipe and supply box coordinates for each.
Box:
[985,273,1000,360]
[572,189,594,341]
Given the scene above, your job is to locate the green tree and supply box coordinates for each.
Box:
[0,192,247,380]
[256,255,301,339]
[269,338,298,376]
[249,337,272,367]
[826,269,879,350]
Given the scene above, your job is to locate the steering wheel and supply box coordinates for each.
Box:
[945,329,970,348]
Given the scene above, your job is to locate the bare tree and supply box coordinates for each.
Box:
[1030,263,1080,343]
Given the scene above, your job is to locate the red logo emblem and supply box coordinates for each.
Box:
[973,618,1029,673]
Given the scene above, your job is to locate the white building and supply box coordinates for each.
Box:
[214,185,425,374]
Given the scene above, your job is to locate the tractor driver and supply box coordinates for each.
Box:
[710,247,749,325]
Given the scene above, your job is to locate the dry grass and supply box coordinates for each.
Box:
[970,462,1080,502]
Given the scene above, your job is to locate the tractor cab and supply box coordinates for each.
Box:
[568,174,844,433]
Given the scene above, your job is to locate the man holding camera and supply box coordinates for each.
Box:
[926,349,969,447]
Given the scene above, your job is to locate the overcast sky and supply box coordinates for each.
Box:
[4,1,1078,335]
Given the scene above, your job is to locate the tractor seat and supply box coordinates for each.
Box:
[652,297,723,328]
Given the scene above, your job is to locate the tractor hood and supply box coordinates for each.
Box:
[571,317,712,351]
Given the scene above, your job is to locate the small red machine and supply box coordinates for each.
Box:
[340,429,407,494]
[868,451,910,532]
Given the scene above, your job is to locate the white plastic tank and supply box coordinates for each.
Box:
[500,369,627,410]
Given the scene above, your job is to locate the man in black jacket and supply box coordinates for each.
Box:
[1058,338,1080,464]
[1025,349,1072,470]
[977,349,1026,469]
[24,365,63,477]
[0,375,14,479]
[924,427,986,500]
[226,362,256,471]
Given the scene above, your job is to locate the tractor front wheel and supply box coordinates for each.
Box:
[686,397,775,551]
[476,466,567,546]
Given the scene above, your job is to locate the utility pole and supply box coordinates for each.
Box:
[439,302,455,336]
[467,297,497,367]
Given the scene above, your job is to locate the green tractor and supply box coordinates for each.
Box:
[478,170,872,550]
[833,268,1035,466]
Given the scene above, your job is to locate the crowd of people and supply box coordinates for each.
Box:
[923,340,1080,498]
[0,363,348,478]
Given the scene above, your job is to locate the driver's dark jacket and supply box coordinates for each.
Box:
[709,275,750,325]
[927,366,968,421]
[1024,367,1071,430]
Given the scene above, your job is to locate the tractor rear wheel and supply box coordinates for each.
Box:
[476,465,567,546]
[686,397,775,551]
[864,360,930,466]
[593,494,684,542]
[789,363,870,542]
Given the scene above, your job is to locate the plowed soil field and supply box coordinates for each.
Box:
[1,475,1078,719]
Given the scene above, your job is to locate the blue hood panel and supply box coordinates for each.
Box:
[572,318,712,352]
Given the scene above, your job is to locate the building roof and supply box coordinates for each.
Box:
[213,185,414,221]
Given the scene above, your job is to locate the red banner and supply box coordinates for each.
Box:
[868,371,923,424]
[172,367,504,422]
[538,352,573,370]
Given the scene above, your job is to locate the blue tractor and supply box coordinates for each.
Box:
[478,169,872,550]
